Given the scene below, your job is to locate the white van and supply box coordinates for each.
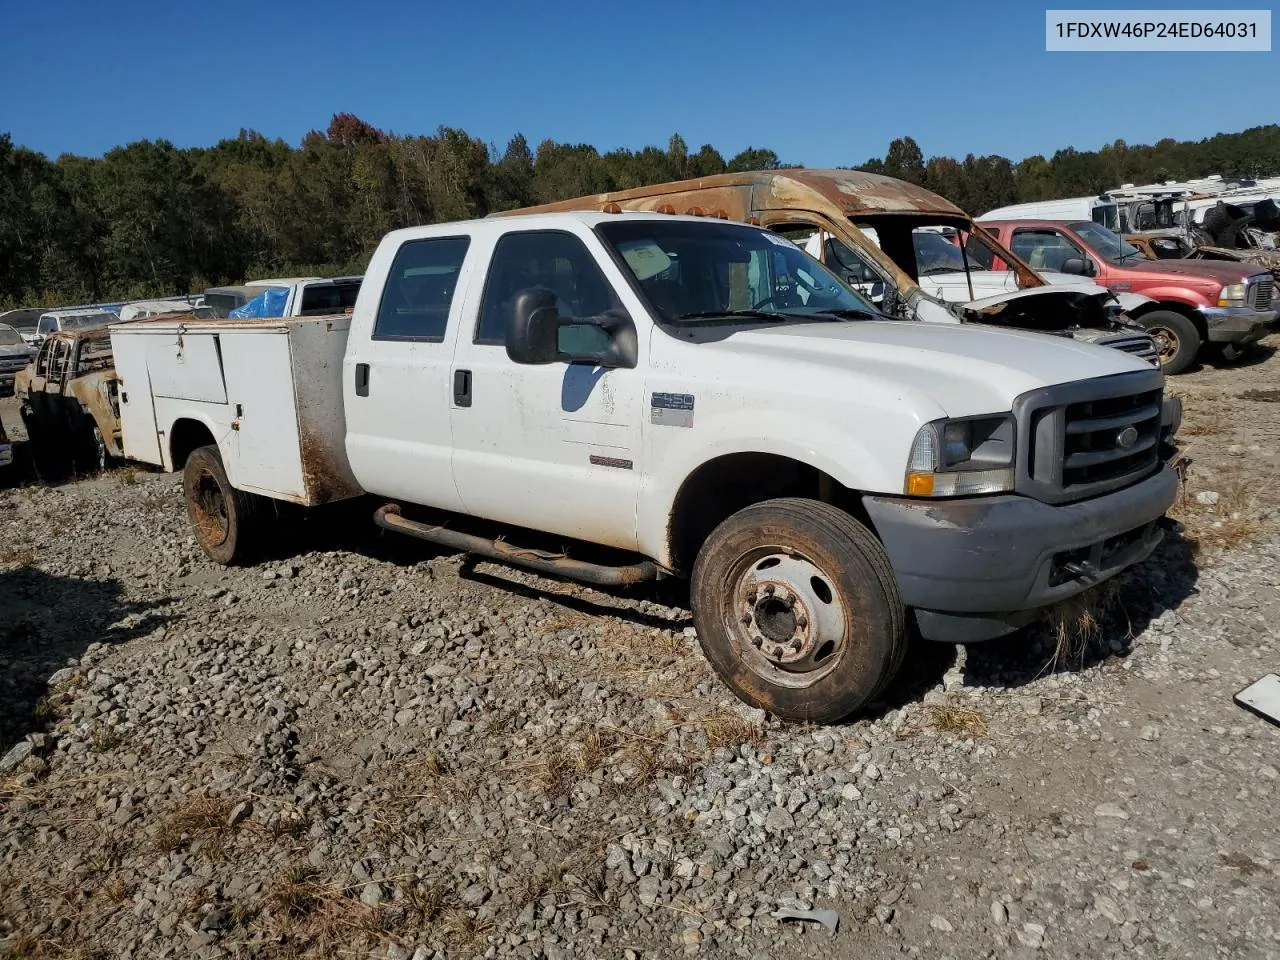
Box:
[981,195,1121,233]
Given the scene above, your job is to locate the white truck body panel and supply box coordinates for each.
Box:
[116,211,1159,569]
[110,316,361,505]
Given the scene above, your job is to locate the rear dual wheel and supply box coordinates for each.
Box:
[183,445,266,565]
[691,498,906,724]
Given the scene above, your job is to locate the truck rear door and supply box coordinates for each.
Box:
[447,225,644,551]
[343,234,471,513]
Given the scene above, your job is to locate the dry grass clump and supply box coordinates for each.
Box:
[923,701,990,739]
[266,863,326,919]
[1043,578,1125,671]
[154,796,236,856]
[699,712,766,750]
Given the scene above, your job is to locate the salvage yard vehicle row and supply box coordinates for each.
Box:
[110,211,1180,722]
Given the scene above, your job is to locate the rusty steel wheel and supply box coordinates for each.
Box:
[1139,310,1199,376]
[183,444,262,566]
[691,498,906,723]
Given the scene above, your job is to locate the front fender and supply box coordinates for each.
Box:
[1128,287,1213,311]
[638,407,917,567]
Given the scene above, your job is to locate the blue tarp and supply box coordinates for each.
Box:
[228,287,289,319]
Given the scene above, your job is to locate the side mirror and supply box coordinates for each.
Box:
[1061,257,1094,277]
[867,280,886,303]
[505,288,638,369]
[558,309,638,369]
[505,288,561,364]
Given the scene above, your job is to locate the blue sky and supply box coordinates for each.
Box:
[2,0,1276,164]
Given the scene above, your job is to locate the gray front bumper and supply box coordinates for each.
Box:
[1199,305,1274,343]
[862,465,1179,642]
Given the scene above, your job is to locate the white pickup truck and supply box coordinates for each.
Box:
[110,211,1181,722]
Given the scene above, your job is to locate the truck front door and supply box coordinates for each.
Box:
[448,227,645,551]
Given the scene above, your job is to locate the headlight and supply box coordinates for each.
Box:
[905,415,1015,496]
[1218,283,1247,307]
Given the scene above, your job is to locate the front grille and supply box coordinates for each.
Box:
[1013,369,1165,505]
[1249,277,1274,311]
[0,357,28,373]
[1094,332,1159,366]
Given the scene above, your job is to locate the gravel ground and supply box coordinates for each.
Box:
[1,333,1279,960]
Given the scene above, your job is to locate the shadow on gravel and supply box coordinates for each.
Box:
[458,560,695,632]
[963,529,1199,689]
[1205,341,1276,370]
[0,567,174,753]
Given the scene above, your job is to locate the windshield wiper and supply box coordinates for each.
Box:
[675,310,790,322]
[790,307,877,321]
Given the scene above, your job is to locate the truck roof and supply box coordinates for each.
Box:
[496,170,964,220]
[390,209,772,243]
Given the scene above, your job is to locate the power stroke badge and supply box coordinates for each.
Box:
[651,392,694,428]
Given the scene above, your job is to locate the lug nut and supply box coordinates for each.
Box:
[763,584,775,596]
[746,591,757,604]
[796,615,808,628]
[741,614,752,626]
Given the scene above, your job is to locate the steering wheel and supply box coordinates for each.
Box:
[750,296,777,310]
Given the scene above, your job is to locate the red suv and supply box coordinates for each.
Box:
[977,218,1275,374]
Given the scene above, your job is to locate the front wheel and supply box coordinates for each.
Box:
[1139,310,1200,375]
[691,498,906,724]
[183,444,264,565]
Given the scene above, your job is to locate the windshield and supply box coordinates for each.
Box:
[1070,221,1145,263]
[0,325,22,346]
[61,312,116,330]
[597,219,876,324]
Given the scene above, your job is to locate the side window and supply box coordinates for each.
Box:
[958,232,998,270]
[826,237,879,284]
[373,236,470,341]
[475,231,619,346]
[1010,229,1080,273]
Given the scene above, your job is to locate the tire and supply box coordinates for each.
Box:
[1217,215,1255,250]
[183,444,264,566]
[1138,309,1200,375]
[690,497,906,724]
[77,421,110,474]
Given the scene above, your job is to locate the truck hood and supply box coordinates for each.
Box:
[1113,257,1258,285]
[0,344,33,361]
[681,319,1152,420]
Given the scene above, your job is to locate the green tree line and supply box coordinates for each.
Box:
[3,116,1279,307]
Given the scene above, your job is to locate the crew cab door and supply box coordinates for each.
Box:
[448,226,644,551]
[343,234,474,513]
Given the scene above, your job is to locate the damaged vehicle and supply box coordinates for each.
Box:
[1125,231,1280,286]
[501,170,1160,365]
[15,326,122,474]
[977,218,1276,374]
[0,323,37,397]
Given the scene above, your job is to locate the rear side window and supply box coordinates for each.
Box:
[373,237,470,341]
[299,281,362,316]
[475,231,619,345]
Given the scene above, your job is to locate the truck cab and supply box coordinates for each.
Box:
[502,171,1159,365]
[977,218,1275,373]
[111,211,1180,724]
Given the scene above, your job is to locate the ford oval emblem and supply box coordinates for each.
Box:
[1116,426,1139,450]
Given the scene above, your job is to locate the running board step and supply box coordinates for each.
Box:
[373,504,659,587]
